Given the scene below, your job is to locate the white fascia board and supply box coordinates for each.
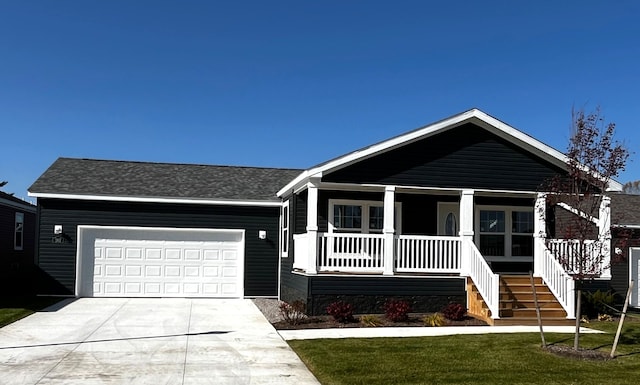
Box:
[277,110,478,196]
[557,202,599,224]
[28,192,282,207]
[612,224,640,229]
[469,110,568,167]
[472,111,624,192]
[276,108,623,195]
[0,197,36,212]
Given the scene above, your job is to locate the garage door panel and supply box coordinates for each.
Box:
[90,231,243,298]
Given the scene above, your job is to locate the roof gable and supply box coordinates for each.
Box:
[29,158,302,203]
[277,109,623,196]
[323,122,567,191]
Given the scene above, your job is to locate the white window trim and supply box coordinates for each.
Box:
[281,200,290,258]
[475,205,534,260]
[328,199,402,234]
[14,212,24,251]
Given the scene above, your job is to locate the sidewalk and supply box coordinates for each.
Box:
[278,325,604,340]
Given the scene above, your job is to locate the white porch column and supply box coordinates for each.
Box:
[533,193,547,276]
[306,178,320,274]
[383,186,396,275]
[598,195,612,278]
[459,189,474,276]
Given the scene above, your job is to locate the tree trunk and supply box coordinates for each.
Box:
[574,288,582,350]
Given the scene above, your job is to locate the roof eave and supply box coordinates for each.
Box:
[28,192,283,207]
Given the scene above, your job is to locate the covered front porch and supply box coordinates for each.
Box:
[289,182,612,323]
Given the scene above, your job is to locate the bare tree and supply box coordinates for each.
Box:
[622,180,640,194]
[545,107,629,350]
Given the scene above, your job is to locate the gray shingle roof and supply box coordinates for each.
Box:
[29,158,303,202]
[611,193,640,226]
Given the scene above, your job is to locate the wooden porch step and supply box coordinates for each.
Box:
[499,299,563,310]
[500,308,567,318]
[492,317,576,326]
[467,275,573,326]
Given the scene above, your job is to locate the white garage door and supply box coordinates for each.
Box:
[77,226,244,298]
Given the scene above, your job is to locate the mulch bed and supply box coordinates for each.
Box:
[544,344,613,361]
[273,313,488,330]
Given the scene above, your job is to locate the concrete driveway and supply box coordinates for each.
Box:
[0,298,320,385]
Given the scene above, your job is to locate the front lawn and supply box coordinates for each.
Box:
[289,320,640,385]
[0,296,63,328]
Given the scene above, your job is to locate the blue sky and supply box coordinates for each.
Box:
[1,1,639,200]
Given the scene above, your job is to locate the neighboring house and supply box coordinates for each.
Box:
[0,190,37,294]
[29,109,621,325]
[610,193,640,307]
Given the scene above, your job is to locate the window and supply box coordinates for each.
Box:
[477,207,533,258]
[329,200,401,234]
[444,212,458,236]
[479,210,505,256]
[14,212,24,251]
[511,211,534,257]
[333,204,362,230]
[281,201,289,257]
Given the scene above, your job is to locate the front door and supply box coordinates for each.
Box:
[438,203,460,236]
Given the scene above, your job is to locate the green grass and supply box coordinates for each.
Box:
[0,296,64,328]
[288,320,640,385]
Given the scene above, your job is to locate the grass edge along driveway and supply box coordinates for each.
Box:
[288,320,640,385]
[0,296,63,328]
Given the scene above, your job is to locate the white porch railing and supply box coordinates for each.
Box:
[465,239,500,319]
[546,239,602,276]
[318,233,386,272]
[395,235,461,273]
[535,238,576,318]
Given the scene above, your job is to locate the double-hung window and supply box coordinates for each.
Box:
[14,212,24,251]
[329,200,400,233]
[477,207,533,259]
[281,200,289,257]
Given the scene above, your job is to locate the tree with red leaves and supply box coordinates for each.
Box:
[545,107,629,350]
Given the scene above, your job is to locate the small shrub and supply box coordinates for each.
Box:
[326,301,355,323]
[384,299,411,322]
[583,290,616,318]
[423,313,446,327]
[279,300,306,325]
[360,314,384,327]
[441,303,466,321]
[598,313,614,322]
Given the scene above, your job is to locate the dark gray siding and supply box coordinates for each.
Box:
[36,199,280,297]
[323,123,566,191]
[293,191,307,234]
[307,276,466,315]
[611,229,640,300]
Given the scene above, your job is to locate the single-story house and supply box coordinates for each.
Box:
[0,190,37,294]
[29,109,623,325]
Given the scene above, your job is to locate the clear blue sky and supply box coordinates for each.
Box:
[1,1,639,201]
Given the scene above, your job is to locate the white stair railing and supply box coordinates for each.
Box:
[465,239,500,319]
[535,238,576,318]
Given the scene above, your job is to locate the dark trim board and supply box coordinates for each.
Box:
[36,198,281,297]
[280,274,466,315]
